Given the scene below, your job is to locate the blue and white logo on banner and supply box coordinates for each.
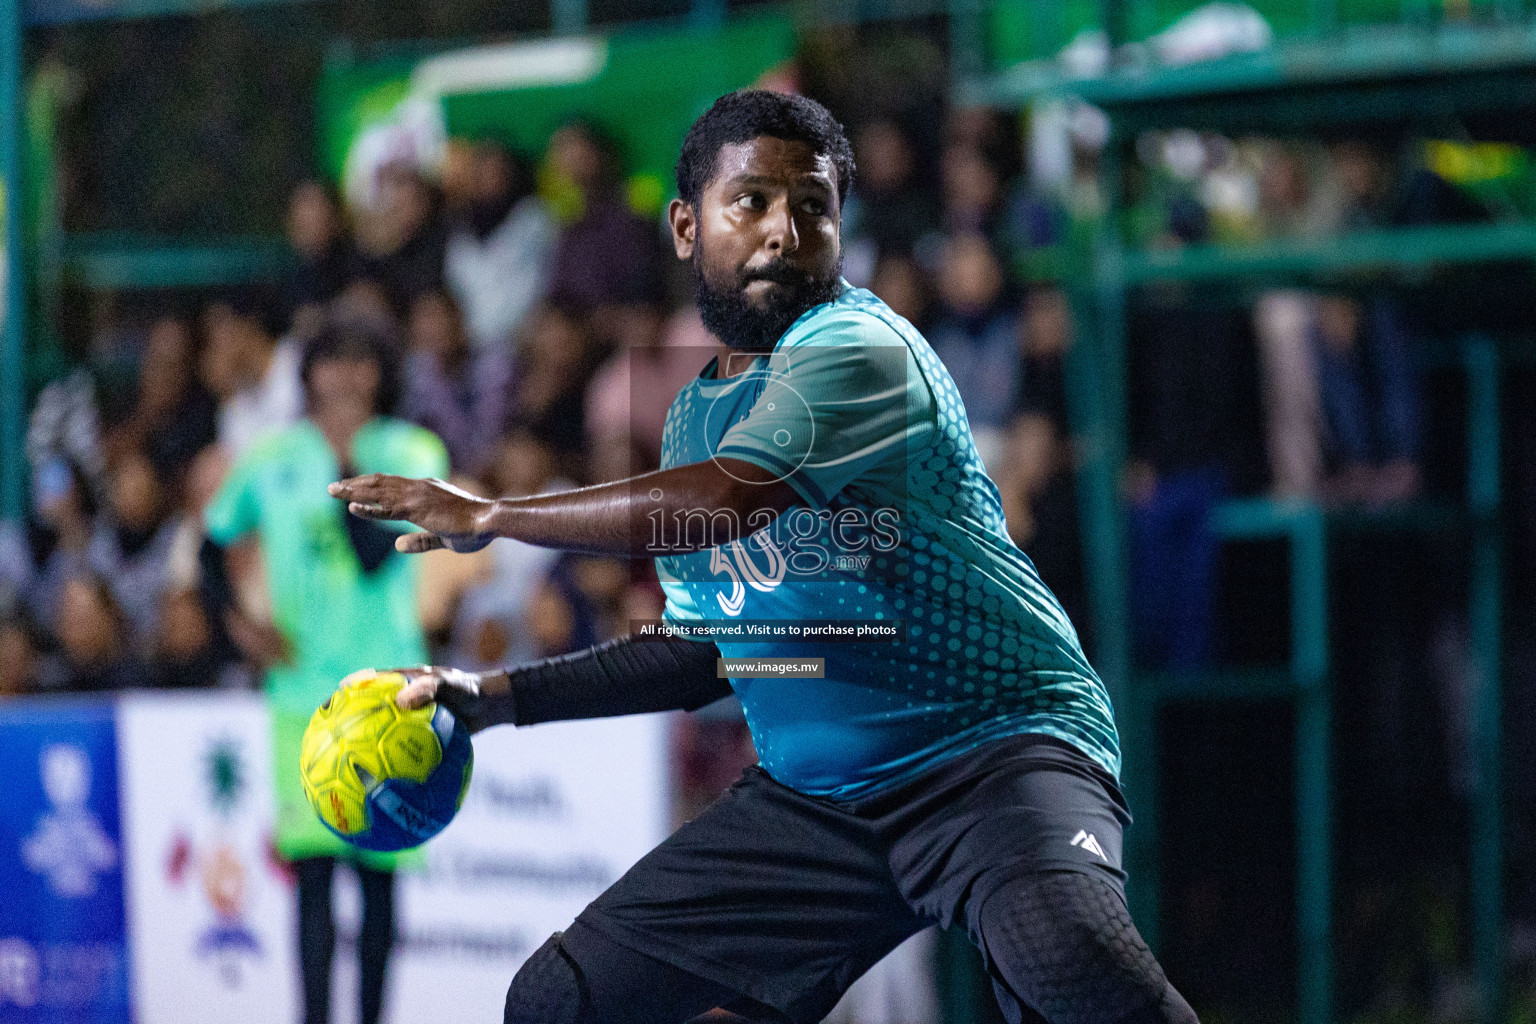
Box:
[0,702,130,1023]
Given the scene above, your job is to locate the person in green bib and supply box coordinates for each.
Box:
[202,313,449,1024]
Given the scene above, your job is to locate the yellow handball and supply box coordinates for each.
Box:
[300,669,474,851]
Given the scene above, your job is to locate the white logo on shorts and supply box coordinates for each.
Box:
[1070,829,1108,862]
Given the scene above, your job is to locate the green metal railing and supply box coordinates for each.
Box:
[2,0,26,523]
[954,0,1521,1018]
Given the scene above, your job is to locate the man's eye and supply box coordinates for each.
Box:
[801,199,827,216]
[738,194,766,211]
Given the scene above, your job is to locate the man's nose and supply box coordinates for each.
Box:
[763,199,799,255]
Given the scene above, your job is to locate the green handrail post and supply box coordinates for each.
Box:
[1,0,25,524]
[689,0,724,29]
[1464,333,1503,1023]
[1061,135,1156,945]
[1291,502,1332,1024]
[552,0,587,37]
[1102,0,1129,49]
[950,0,986,92]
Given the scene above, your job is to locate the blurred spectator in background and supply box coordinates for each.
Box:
[201,315,448,1024]
[104,315,218,483]
[1313,295,1422,505]
[202,294,303,457]
[927,232,1018,470]
[868,251,930,331]
[1252,144,1332,497]
[545,121,666,312]
[331,277,398,332]
[93,447,178,653]
[357,163,447,314]
[996,286,1086,627]
[0,612,49,696]
[1252,143,1425,503]
[524,566,589,659]
[510,302,598,470]
[445,142,556,352]
[940,143,1004,239]
[841,118,937,285]
[26,357,105,495]
[284,181,359,338]
[52,573,147,692]
[401,290,512,475]
[152,585,246,690]
[584,304,711,482]
[22,457,105,629]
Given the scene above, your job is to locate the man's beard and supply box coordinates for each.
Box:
[691,242,843,352]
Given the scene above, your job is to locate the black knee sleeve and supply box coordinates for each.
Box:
[979,872,1198,1024]
[504,933,588,1024]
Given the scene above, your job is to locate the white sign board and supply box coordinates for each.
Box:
[382,714,671,1022]
[116,692,300,1024]
[116,693,671,1023]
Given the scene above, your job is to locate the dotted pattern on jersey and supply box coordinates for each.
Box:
[657,286,1121,794]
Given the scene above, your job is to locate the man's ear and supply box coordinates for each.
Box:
[668,198,696,260]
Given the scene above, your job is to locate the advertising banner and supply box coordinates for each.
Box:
[317,13,795,213]
[379,714,671,1022]
[0,701,131,1023]
[116,692,299,1024]
[1,695,670,1023]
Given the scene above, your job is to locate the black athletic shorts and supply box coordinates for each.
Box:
[570,733,1132,1024]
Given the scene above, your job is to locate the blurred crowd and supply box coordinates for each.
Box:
[0,104,1107,823]
[4,62,1536,1016]
[0,91,1527,860]
[0,100,1504,712]
[0,102,1518,677]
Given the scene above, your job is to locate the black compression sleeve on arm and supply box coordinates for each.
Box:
[487,635,729,728]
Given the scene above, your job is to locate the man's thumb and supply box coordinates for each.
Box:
[396,677,438,710]
[397,532,446,554]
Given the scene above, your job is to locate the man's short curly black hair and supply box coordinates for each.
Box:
[675,90,856,208]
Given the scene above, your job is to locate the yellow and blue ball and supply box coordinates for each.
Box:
[300,669,473,852]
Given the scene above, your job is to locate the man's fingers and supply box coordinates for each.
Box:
[396,532,445,554]
[329,474,399,501]
[348,501,395,520]
[329,476,375,500]
[396,677,438,710]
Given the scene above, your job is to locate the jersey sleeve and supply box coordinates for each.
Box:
[713,312,931,508]
[203,446,262,545]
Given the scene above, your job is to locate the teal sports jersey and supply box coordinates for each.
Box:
[655,284,1119,800]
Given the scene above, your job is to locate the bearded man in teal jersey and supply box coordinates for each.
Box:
[330,91,1196,1024]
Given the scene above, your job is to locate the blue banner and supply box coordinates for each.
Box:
[0,701,130,1023]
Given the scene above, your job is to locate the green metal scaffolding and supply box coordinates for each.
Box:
[955,8,1516,1023]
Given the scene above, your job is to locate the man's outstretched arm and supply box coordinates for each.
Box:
[328,458,801,557]
[393,634,730,733]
